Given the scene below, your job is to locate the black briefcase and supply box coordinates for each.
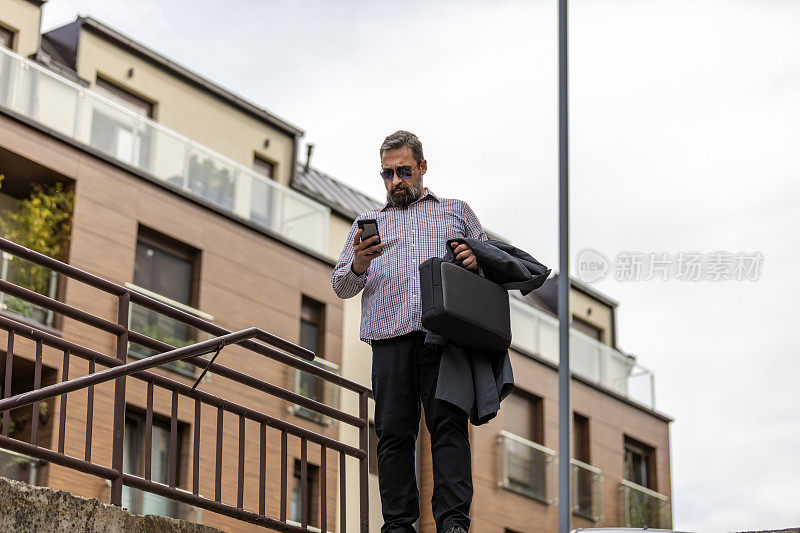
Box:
[419,257,511,351]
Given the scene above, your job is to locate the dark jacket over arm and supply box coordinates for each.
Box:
[425,238,551,425]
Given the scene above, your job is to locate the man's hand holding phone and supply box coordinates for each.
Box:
[351,224,385,275]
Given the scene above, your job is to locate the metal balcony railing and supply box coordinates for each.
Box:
[0,47,329,256]
[290,357,340,426]
[0,251,58,328]
[620,478,671,529]
[496,430,557,505]
[0,236,371,532]
[509,297,656,408]
[570,458,603,521]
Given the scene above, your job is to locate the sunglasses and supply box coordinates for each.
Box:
[380,165,419,181]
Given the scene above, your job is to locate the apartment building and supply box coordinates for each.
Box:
[0,2,353,531]
[0,1,673,531]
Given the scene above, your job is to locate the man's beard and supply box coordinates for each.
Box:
[387,180,423,208]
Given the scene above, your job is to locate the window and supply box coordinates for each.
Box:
[251,155,276,228]
[94,77,154,117]
[0,26,14,50]
[573,315,602,341]
[290,459,320,527]
[504,390,544,444]
[129,228,201,373]
[368,421,378,475]
[502,390,548,499]
[572,413,595,518]
[624,435,656,489]
[122,409,186,518]
[573,413,590,463]
[90,77,154,165]
[293,297,334,423]
[253,155,275,180]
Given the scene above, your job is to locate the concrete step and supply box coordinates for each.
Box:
[0,476,226,532]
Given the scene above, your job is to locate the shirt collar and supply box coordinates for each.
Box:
[379,187,439,212]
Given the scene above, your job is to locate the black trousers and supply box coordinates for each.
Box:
[371,331,472,533]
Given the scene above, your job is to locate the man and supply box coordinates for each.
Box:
[331,130,487,533]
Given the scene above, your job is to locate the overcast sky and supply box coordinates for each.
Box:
[41,1,800,531]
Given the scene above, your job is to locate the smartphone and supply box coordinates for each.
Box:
[357,218,381,254]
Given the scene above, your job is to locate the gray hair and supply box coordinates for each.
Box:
[379,130,424,164]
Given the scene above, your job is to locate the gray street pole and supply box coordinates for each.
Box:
[558,1,571,533]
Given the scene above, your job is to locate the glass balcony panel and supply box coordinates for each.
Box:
[497,431,556,504]
[537,316,559,364]
[0,253,57,327]
[0,47,331,256]
[0,52,19,108]
[605,349,634,396]
[293,357,340,423]
[90,99,137,164]
[250,175,277,230]
[509,299,538,355]
[0,448,41,485]
[280,191,328,253]
[621,479,671,529]
[186,147,237,212]
[570,330,602,382]
[18,67,80,137]
[571,459,603,521]
[128,303,211,376]
[141,125,187,185]
[508,295,654,408]
[627,365,655,407]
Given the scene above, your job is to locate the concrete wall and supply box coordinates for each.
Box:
[0,476,223,532]
[327,213,353,263]
[0,0,42,57]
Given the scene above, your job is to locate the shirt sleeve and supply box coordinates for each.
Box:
[331,218,368,299]
[462,201,488,242]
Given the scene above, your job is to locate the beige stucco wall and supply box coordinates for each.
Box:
[338,295,382,532]
[329,211,382,529]
[327,214,353,262]
[0,0,42,57]
[571,288,614,346]
[74,30,296,186]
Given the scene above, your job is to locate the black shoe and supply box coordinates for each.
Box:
[444,527,467,533]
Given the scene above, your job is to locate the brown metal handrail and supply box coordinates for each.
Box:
[0,236,369,393]
[0,236,371,532]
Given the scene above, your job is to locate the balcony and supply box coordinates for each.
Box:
[0,47,329,256]
[571,458,603,521]
[509,297,656,408]
[620,479,671,529]
[0,251,57,328]
[496,430,557,504]
[126,283,213,377]
[290,356,341,425]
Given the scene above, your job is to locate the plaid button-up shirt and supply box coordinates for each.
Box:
[332,188,487,343]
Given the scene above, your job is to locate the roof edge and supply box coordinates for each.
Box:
[73,16,304,138]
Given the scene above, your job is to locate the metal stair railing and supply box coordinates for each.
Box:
[0,236,370,532]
